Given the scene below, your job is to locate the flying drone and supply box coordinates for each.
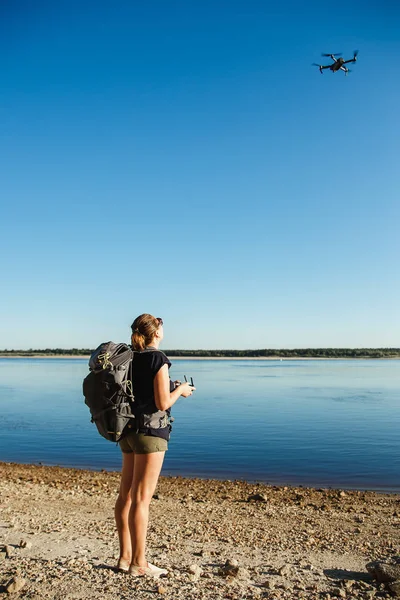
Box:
[313,51,359,76]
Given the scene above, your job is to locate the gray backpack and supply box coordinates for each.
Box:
[83,342,135,442]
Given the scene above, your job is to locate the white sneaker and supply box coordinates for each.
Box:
[116,559,130,572]
[129,562,168,579]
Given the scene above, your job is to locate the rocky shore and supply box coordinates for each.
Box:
[1,462,399,599]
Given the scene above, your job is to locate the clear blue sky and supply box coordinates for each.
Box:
[1,0,399,349]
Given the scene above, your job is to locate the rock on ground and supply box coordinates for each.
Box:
[5,576,26,594]
[366,560,400,583]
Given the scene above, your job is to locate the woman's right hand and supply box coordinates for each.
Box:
[179,382,196,397]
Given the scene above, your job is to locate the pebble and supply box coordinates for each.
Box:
[389,580,400,597]
[343,580,353,590]
[6,576,26,594]
[157,585,167,594]
[278,564,291,577]
[188,564,203,581]
[358,581,374,590]
[219,559,239,577]
[247,494,267,502]
[5,545,13,558]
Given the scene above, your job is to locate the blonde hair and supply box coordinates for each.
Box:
[131,314,161,351]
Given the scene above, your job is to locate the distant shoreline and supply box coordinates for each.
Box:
[2,347,399,360]
[1,354,399,361]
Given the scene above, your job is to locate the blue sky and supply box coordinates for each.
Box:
[1,0,399,349]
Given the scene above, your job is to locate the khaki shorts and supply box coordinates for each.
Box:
[119,432,168,454]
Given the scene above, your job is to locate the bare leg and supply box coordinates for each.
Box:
[129,452,165,567]
[115,452,135,563]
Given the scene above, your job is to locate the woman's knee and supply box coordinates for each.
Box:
[117,487,132,504]
[131,486,153,506]
[132,493,152,506]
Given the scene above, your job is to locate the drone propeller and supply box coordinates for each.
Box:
[312,63,323,74]
[353,49,359,61]
[322,52,342,57]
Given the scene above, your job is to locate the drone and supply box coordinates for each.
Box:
[313,51,359,76]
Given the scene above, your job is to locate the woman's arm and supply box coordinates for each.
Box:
[154,364,194,411]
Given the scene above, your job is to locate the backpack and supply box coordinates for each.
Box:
[83,342,135,442]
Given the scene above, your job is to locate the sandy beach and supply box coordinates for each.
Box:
[1,462,399,599]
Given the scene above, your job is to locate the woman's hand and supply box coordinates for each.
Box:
[155,367,196,410]
[179,382,196,397]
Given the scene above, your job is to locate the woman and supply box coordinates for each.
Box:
[114,313,195,577]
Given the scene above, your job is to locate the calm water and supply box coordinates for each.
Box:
[0,358,399,491]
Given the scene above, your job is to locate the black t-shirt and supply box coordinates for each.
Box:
[131,347,174,439]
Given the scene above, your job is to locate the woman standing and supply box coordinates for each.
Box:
[114,314,194,577]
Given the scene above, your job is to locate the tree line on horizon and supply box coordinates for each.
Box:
[1,347,399,358]
[166,348,400,358]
